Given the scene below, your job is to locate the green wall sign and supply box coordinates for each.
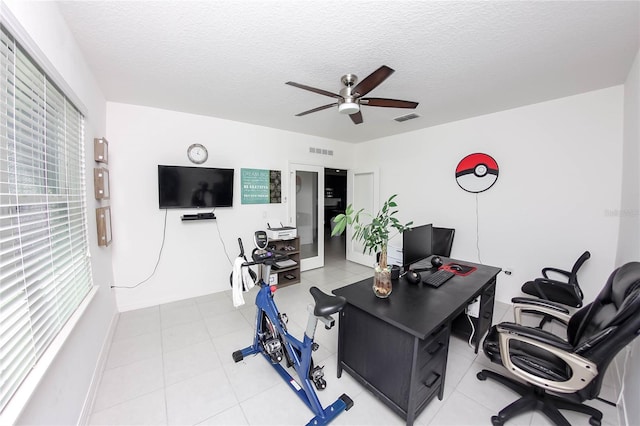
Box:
[241,168,281,204]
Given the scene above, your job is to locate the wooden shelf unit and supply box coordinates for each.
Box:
[267,236,300,287]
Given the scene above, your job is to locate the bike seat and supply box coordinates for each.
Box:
[310,286,347,317]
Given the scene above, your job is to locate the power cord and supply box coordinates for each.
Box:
[466,312,476,348]
[610,343,633,408]
[111,209,168,289]
[213,211,233,266]
[475,193,483,264]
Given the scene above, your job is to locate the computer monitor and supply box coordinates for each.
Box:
[402,223,433,268]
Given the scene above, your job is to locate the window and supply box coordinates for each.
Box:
[0,25,93,412]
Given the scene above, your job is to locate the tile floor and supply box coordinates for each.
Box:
[89,237,621,425]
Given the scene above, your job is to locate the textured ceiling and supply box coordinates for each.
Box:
[56,1,639,143]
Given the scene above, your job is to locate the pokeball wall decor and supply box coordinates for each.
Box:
[455,153,499,193]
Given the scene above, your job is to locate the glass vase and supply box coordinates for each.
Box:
[373,264,392,298]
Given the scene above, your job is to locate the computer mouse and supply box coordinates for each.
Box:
[450,264,463,272]
[405,270,421,284]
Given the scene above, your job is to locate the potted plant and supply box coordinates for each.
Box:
[331,194,413,298]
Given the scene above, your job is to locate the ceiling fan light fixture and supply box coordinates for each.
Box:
[338,102,360,115]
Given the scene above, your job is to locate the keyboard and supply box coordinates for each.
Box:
[424,270,455,288]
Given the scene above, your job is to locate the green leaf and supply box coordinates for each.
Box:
[331,221,345,236]
[329,194,412,258]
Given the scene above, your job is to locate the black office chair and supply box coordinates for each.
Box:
[432,227,455,257]
[478,261,640,426]
[521,250,591,309]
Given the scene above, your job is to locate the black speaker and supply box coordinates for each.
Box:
[391,265,400,280]
[431,256,443,268]
[405,270,421,284]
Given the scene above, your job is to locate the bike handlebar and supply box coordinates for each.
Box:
[237,237,288,267]
[238,238,246,257]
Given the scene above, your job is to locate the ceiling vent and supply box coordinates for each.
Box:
[394,113,421,123]
[309,147,333,156]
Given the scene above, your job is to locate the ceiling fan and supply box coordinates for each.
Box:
[285,65,419,125]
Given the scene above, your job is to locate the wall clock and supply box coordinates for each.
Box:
[187,143,208,164]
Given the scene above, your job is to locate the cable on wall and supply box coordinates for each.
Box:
[212,210,234,266]
[476,193,483,264]
[111,209,168,289]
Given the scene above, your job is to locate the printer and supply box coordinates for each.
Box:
[266,226,297,240]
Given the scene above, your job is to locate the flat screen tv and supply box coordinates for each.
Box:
[158,165,234,209]
[402,223,433,268]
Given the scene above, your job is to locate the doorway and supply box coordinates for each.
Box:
[324,168,347,264]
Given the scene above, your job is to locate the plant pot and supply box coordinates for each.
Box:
[373,264,392,298]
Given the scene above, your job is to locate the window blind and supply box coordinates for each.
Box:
[0,25,93,413]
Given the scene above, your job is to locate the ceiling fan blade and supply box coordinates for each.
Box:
[286,82,341,99]
[352,65,395,97]
[295,103,337,116]
[349,111,363,124]
[361,98,419,109]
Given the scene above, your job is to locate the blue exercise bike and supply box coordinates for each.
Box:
[232,231,353,425]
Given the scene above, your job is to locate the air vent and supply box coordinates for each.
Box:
[309,147,333,156]
[394,113,421,123]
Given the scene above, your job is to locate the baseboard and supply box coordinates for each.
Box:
[116,288,228,312]
[78,311,119,425]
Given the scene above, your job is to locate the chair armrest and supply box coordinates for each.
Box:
[496,325,598,393]
[533,277,573,289]
[496,323,571,351]
[534,278,583,303]
[511,297,570,313]
[541,267,571,280]
[511,297,571,325]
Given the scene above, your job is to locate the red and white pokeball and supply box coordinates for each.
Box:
[455,153,499,193]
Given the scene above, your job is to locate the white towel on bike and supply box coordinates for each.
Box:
[232,257,255,307]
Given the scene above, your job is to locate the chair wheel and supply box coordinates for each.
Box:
[491,415,504,426]
[477,371,487,381]
[589,418,601,426]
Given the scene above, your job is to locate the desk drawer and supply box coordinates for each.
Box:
[417,325,449,369]
[414,356,446,409]
[482,282,496,299]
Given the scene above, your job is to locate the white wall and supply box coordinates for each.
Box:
[354,87,624,305]
[617,49,640,426]
[106,103,354,311]
[3,1,117,425]
[617,52,640,265]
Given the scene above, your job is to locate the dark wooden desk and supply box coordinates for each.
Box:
[333,258,501,425]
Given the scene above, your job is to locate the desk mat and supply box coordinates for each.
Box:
[442,263,477,276]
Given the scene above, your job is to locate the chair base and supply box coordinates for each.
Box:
[477,369,603,426]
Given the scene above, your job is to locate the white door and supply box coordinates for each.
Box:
[289,163,325,271]
[346,168,379,266]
